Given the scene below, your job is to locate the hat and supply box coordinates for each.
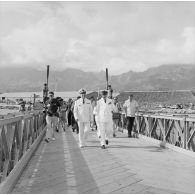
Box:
[49,91,54,95]
[101,89,108,95]
[79,88,86,94]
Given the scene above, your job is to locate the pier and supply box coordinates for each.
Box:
[0,111,195,194]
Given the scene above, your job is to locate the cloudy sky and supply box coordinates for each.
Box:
[0,1,195,75]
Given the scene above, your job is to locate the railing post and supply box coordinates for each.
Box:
[184,117,187,149]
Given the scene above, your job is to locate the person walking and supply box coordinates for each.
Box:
[74,89,93,148]
[96,90,114,149]
[67,98,73,128]
[45,91,60,143]
[112,97,121,137]
[123,94,139,137]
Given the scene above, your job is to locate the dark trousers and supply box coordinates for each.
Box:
[68,110,73,126]
[126,117,135,137]
[75,121,79,133]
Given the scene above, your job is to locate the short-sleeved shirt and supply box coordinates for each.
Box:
[113,103,120,113]
[123,100,138,117]
[47,98,59,116]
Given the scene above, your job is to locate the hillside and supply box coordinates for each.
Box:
[117,91,195,108]
[0,64,195,92]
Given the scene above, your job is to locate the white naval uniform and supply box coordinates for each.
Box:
[93,106,100,137]
[96,98,114,146]
[74,98,92,147]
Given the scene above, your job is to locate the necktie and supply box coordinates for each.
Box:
[83,99,85,104]
[104,99,106,104]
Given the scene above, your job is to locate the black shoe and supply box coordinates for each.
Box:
[45,138,49,143]
[101,145,106,149]
[105,140,109,145]
[56,128,59,132]
[113,133,116,137]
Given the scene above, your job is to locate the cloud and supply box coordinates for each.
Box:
[182,27,195,54]
[0,2,195,75]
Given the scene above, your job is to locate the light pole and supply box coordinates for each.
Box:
[43,65,50,103]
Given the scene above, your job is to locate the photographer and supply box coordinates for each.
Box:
[45,91,60,143]
[56,97,65,132]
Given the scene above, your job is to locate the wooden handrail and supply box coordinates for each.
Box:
[133,113,195,152]
[0,111,46,184]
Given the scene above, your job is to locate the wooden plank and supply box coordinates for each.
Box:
[150,118,157,136]
[142,114,185,121]
[139,117,145,134]
[6,124,15,154]
[2,160,10,181]
[22,120,28,154]
[0,127,2,136]
[26,119,30,150]
[174,120,184,144]
[190,139,195,152]
[165,120,174,139]
[13,127,20,166]
[186,118,195,122]
[1,126,9,159]
[157,119,165,138]
[29,118,33,145]
[0,116,23,127]
[144,117,150,136]
[187,130,195,147]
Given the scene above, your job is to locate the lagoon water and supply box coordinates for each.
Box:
[0,91,83,101]
[0,91,81,116]
[0,91,119,116]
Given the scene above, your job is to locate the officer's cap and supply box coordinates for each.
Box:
[79,88,86,94]
[101,89,108,95]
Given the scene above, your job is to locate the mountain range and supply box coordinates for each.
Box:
[0,64,195,93]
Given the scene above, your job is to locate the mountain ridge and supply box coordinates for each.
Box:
[0,64,195,92]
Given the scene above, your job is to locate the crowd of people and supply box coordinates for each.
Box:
[44,89,139,149]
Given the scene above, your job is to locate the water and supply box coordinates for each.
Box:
[0,91,82,101]
[0,91,93,116]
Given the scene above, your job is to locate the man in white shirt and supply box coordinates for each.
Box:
[74,89,93,148]
[123,94,139,137]
[96,90,114,149]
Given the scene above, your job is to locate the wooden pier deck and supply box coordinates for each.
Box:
[12,127,195,194]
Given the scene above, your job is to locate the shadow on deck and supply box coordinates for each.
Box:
[12,126,195,194]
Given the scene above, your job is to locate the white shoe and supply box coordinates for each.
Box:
[79,142,85,148]
[52,138,55,141]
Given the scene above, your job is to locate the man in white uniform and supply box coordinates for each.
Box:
[96,90,114,149]
[74,89,93,148]
[123,94,139,137]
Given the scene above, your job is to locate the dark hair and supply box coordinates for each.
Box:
[49,91,54,95]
